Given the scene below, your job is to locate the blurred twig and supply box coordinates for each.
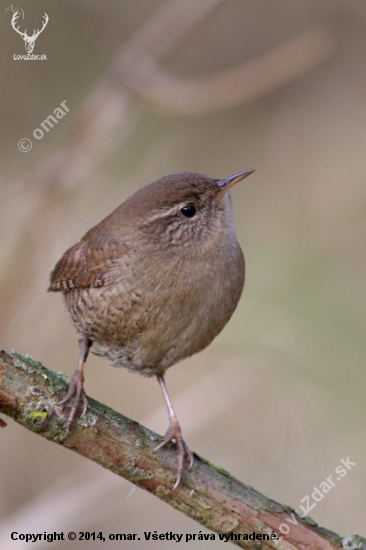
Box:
[128,27,334,115]
[1,349,363,550]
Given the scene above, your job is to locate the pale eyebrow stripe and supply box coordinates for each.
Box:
[144,203,192,222]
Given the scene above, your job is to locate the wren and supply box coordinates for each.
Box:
[49,170,254,488]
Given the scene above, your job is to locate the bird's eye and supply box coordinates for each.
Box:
[180,205,197,218]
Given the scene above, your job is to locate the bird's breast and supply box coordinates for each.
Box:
[64,235,244,374]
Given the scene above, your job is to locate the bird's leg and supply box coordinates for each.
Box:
[155,375,193,489]
[59,337,92,440]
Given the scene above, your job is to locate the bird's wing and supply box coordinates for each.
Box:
[49,234,125,291]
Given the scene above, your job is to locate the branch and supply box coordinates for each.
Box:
[0,350,364,550]
[127,27,334,115]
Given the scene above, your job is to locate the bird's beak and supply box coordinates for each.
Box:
[217,169,255,191]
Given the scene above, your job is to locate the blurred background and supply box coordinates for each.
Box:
[0,0,365,546]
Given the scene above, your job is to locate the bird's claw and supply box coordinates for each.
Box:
[58,369,88,441]
[155,419,193,490]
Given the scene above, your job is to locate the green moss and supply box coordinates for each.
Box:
[23,400,52,432]
[198,456,232,478]
[28,411,48,419]
[10,351,64,380]
[120,461,154,482]
[303,515,317,526]
[156,485,172,499]
[10,350,68,396]
[341,535,366,550]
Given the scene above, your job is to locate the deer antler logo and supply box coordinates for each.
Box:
[5,5,49,53]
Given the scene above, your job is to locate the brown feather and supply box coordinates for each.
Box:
[49,234,125,291]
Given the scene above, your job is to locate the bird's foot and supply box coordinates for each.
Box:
[155,418,193,490]
[58,369,88,441]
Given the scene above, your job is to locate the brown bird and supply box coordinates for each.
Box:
[49,169,254,488]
